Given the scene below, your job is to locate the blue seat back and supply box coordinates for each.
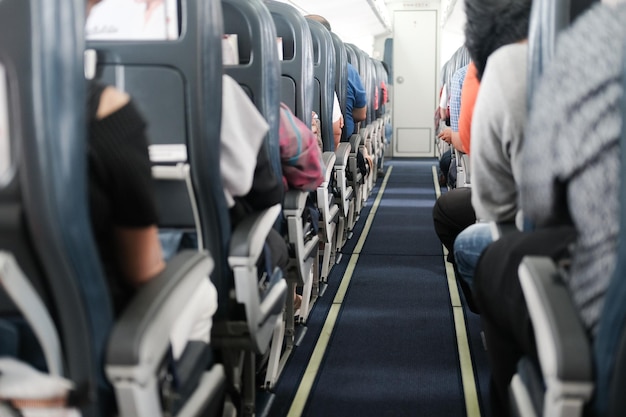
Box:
[330,32,348,141]
[0,0,112,415]
[345,43,359,70]
[306,19,336,151]
[265,0,314,129]
[86,0,230,316]
[346,43,374,127]
[222,0,282,186]
[374,59,388,117]
[527,0,598,108]
[366,57,379,125]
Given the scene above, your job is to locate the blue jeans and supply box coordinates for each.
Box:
[453,222,493,289]
[159,230,199,261]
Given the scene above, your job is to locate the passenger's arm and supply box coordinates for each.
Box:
[353,106,367,123]
[437,127,452,144]
[332,93,344,149]
[221,75,269,206]
[97,86,130,118]
[333,115,343,150]
[279,104,324,191]
[115,225,166,286]
[470,65,520,222]
[450,131,466,153]
[96,86,165,286]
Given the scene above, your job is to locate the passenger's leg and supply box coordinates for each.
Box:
[264,228,299,307]
[438,149,452,186]
[432,187,475,264]
[447,157,457,189]
[453,222,493,288]
[473,226,576,416]
[264,228,289,273]
[170,278,218,360]
[452,222,493,313]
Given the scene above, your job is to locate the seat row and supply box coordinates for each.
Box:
[0,0,389,416]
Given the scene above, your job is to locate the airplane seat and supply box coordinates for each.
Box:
[345,43,359,74]
[344,43,369,217]
[1,1,226,416]
[86,0,286,414]
[265,1,314,128]
[265,0,321,327]
[330,33,348,130]
[455,150,471,188]
[307,19,337,152]
[361,56,378,193]
[0,1,111,415]
[505,1,613,417]
[222,0,312,393]
[373,59,388,175]
[305,18,340,287]
[328,32,355,248]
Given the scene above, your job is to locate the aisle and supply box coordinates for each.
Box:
[270,159,488,417]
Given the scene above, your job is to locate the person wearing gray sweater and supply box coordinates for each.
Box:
[451,0,532,299]
[453,42,528,290]
[472,3,626,415]
[521,3,625,338]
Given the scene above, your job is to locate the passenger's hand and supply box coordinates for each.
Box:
[437,128,452,144]
[311,111,320,135]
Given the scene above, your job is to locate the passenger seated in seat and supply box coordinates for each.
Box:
[472,3,626,415]
[305,14,372,172]
[437,63,469,189]
[86,0,217,360]
[345,64,373,175]
[311,91,343,151]
[437,64,468,157]
[162,76,322,312]
[433,0,530,312]
[431,62,479,277]
[279,104,325,193]
[277,104,325,310]
[452,0,532,291]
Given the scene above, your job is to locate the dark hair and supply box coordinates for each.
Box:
[305,14,332,31]
[463,0,532,80]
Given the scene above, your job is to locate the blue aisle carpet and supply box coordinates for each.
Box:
[269,159,490,417]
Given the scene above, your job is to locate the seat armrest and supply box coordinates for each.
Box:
[349,133,361,152]
[229,204,282,265]
[518,256,594,387]
[107,250,214,372]
[0,252,63,376]
[322,152,336,182]
[334,143,350,166]
[284,189,308,215]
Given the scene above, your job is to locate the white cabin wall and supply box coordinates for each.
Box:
[385,1,440,157]
[440,0,466,65]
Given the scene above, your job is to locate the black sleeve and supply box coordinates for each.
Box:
[89,100,159,228]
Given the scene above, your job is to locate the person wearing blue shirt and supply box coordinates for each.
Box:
[304,15,367,139]
[344,63,367,138]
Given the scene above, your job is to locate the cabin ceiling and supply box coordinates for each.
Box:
[275,0,391,54]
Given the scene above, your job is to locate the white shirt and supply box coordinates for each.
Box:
[220,75,268,207]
